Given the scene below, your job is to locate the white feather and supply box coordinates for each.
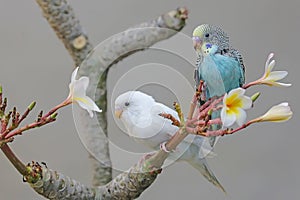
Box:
[115,91,225,192]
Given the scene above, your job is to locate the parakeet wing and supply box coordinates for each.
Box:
[199,52,244,98]
[129,102,178,148]
[228,48,245,86]
[211,53,244,93]
[199,55,226,98]
[152,103,224,191]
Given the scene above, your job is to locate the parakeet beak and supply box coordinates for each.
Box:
[192,36,202,52]
[114,109,123,119]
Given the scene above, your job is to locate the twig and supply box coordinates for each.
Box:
[17,102,36,124]
[188,80,204,120]
[1,102,36,139]
[198,96,223,119]
[2,99,66,139]
[0,85,2,106]
[1,144,27,175]
[4,117,56,139]
[159,113,180,127]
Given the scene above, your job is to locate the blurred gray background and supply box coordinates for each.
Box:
[0,0,299,199]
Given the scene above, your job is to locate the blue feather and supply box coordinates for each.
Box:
[197,44,245,147]
[198,44,244,99]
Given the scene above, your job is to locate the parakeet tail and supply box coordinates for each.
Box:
[188,158,226,193]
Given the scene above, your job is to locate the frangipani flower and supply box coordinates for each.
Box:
[68,67,102,117]
[221,88,252,127]
[259,53,291,87]
[251,102,292,123]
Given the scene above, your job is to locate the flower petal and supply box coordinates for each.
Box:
[235,108,247,126]
[278,102,289,106]
[73,77,89,97]
[240,95,252,109]
[223,92,228,105]
[228,87,245,98]
[259,54,291,87]
[220,106,226,122]
[265,53,274,71]
[69,82,74,93]
[262,80,292,87]
[259,102,293,122]
[75,96,102,117]
[266,102,290,115]
[265,71,288,81]
[266,53,274,64]
[68,67,102,118]
[78,76,89,91]
[221,108,236,127]
[226,88,246,105]
[71,67,79,82]
[221,87,253,127]
[266,60,276,75]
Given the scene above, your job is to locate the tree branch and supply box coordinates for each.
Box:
[1,144,27,175]
[36,0,111,186]
[36,0,93,67]
[75,6,187,187]
[26,159,161,200]
[34,0,188,198]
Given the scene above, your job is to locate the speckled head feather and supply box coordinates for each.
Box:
[193,24,210,38]
[193,24,230,52]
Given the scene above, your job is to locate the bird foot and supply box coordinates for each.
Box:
[160,142,172,153]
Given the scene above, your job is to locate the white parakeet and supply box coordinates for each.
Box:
[114,91,225,192]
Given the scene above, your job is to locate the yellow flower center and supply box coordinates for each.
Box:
[225,93,242,113]
[74,96,91,105]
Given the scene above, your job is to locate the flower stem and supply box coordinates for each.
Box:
[42,98,71,119]
[198,96,223,119]
[4,116,56,139]
[243,80,260,89]
[193,118,222,126]
[227,121,252,135]
[3,99,71,139]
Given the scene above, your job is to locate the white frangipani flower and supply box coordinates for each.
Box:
[253,102,292,123]
[259,53,291,87]
[68,67,102,117]
[221,88,252,127]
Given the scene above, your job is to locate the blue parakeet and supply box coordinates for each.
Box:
[198,43,245,99]
[192,24,245,98]
[192,24,245,146]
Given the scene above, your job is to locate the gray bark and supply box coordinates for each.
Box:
[34,0,188,199]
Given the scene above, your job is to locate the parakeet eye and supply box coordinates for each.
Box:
[125,102,130,106]
[205,33,210,38]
